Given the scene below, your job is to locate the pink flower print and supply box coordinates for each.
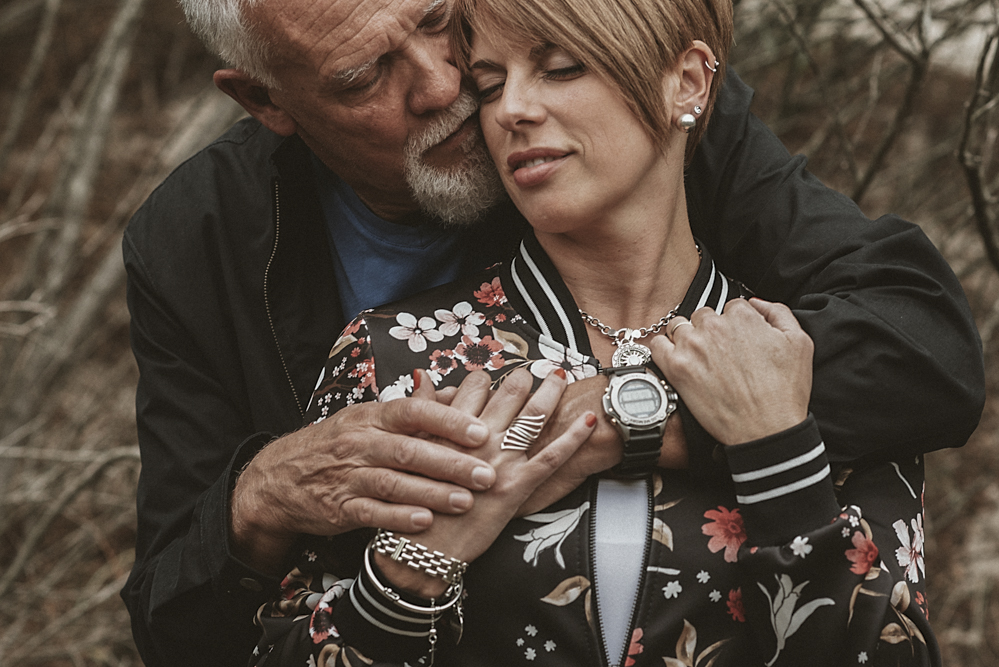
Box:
[340,318,363,338]
[845,530,879,575]
[389,312,444,353]
[702,506,746,563]
[348,358,376,391]
[454,335,504,371]
[915,591,929,620]
[474,277,507,306]
[726,588,745,622]
[435,301,486,337]
[893,516,925,583]
[429,349,459,377]
[624,628,644,666]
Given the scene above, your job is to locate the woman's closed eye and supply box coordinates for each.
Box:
[475,76,505,104]
[475,64,586,104]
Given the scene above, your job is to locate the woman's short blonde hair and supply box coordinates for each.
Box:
[452,0,734,163]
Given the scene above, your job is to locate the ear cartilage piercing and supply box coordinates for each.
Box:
[705,59,719,73]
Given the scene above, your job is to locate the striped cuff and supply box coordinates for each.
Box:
[725,415,841,546]
[333,555,434,662]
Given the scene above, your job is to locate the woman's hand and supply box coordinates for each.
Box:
[649,298,813,446]
[375,368,597,597]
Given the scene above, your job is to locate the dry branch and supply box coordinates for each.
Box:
[0,0,62,179]
[959,27,999,275]
[0,446,140,599]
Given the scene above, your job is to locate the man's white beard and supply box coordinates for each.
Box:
[404,91,505,226]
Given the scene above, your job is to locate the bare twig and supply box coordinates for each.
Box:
[853,0,925,65]
[0,0,62,178]
[0,0,44,36]
[959,27,999,274]
[42,0,150,298]
[850,58,927,202]
[769,0,862,181]
[0,446,140,599]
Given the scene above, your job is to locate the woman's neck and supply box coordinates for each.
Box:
[535,206,700,367]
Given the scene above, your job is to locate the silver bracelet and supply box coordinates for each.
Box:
[362,545,463,614]
[372,528,469,585]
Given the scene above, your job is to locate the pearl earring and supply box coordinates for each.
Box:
[678,113,697,133]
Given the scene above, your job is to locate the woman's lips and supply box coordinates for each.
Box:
[507,149,570,188]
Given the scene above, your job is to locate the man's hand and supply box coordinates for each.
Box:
[375,369,596,598]
[650,298,813,446]
[230,398,498,574]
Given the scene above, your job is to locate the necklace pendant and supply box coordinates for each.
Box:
[612,341,652,367]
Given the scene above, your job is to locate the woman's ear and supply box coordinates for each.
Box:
[670,40,716,124]
[214,69,298,137]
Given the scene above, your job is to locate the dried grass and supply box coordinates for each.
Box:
[0,0,996,665]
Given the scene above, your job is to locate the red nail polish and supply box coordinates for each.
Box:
[585,413,597,428]
[413,369,421,390]
[554,368,566,379]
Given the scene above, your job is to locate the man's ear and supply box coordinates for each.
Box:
[670,40,715,122]
[214,69,298,137]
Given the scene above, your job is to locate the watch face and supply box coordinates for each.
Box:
[618,377,663,419]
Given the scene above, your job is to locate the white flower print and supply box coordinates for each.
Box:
[435,301,486,337]
[697,570,711,584]
[662,581,682,599]
[709,590,722,603]
[544,641,556,652]
[530,336,598,383]
[525,625,538,637]
[379,374,414,402]
[389,312,444,352]
[790,536,812,558]
[858,652,868,663]
[525,648,536,660]
[514,503,590,568]
[757,574,835,666]
[893,516,925,583]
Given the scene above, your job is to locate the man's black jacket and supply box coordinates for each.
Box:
[121,71,984,667]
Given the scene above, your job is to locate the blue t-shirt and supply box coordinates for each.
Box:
[311,156,469,322]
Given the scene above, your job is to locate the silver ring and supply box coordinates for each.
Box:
[668,320,693,341]
[500,414,546,451]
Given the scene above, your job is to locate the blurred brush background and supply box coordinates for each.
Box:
[0,0,996,664]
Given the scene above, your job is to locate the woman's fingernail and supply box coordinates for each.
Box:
[554,368,566,379]
[585,412,597,428]
[413,369,421,390]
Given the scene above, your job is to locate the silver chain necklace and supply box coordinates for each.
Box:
[579,304,681,367]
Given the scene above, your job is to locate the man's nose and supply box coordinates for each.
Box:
[407,36,461,115]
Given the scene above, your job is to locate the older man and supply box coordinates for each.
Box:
[121,0,983,665]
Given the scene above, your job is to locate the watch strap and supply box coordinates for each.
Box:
[613,428,666,477]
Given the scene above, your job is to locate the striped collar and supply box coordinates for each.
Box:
[500,230,748,359]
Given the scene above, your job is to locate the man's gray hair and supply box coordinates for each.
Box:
[180,0,278,88]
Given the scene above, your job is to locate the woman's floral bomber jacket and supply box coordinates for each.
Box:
[250,232,938,667]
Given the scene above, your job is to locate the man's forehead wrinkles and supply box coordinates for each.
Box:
[309,0,434,80]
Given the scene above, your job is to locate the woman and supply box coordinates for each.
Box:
[251,0,935,665]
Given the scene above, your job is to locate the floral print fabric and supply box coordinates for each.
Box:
[250,251,937,667]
